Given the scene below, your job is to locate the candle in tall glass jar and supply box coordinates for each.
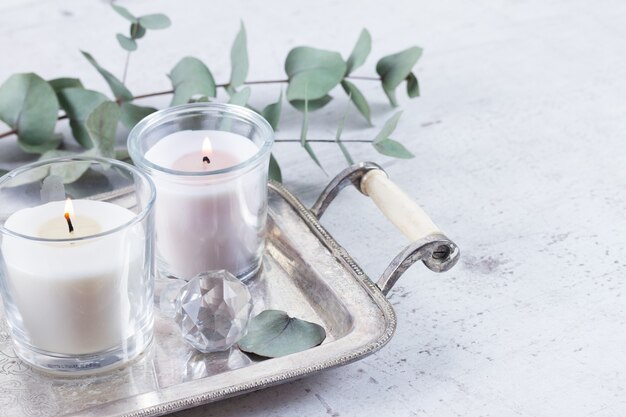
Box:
[128,104,274,281]
[144,130,265,280]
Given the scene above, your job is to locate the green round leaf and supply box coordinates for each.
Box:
[116,34,137,51]
[268,154,282,182]
[168,57,216,106]
[376,46,423,106]
[130,22,146,39]
[48,77,83,94]
[261,91,282,131]
[373,111,403,143]
[111,3,137,23]
[285,47,346,101]
[46,150,91,184]
[81,51,133,101]
[299,96,326,173]
[0,73,60,153]
[138,13,171,30]
[335,98,354,165]
[372,111,414,159]
[238,310,326,358]
[406,72,420,98]
[341,79,371,124]
[373,138,414,159]
[289,95,332,112]
[58,87,108,148]
[85,101,120,159]
[345,29,372,75]
[227,86,251,106]
[120,102,156,129]
[229,22,248,89]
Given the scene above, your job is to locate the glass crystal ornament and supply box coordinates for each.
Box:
[175,270,253,353]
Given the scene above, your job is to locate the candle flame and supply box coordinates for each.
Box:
[64,198,74,218]
[202,137,212,155]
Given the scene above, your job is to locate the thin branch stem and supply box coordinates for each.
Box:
[0,75,381,139]
[275,139,372,143]
[0,115,68,139]
[346,75,380,81]
[131,75,376,101]
[122,51,131,85]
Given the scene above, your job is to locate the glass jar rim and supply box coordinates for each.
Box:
[127,102,275,177]
[0,156,156,243]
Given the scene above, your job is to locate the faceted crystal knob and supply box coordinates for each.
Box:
[175,270,253,353]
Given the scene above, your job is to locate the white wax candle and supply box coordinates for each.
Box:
[1,200,144,355]
[145,130,264,279]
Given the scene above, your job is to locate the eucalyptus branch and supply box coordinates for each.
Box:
[0,76,382,139]
[0,3,422,182]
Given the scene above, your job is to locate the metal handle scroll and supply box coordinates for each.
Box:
[312,162,460,295]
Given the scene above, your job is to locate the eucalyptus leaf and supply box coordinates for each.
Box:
[285,47,346,101]
[345,29,371,75]
[130,22,146,39]
[168,57,216,106]
[261,91,282,131]
[138,13,171,30]
[229,22,248,89]
[0,73,60,153]
[120,102,156,129]
[373,138,414,158]
[111,3,137,23]
[116,34,137,51]
[85,101,120,158]
[6,148,84,188]
[58,87,108,148]
[341,79,371,124]
[115,147,130,161]
[335,97,354,165]
[406,72,420,98]
[376,46,422,106]
[81,51,133,101]
[227,86,251,106]
[269,154,282,182]
[372,111,414,159]
[289,95,332,112]
[187,95,211,103]
[373,111,403,143]
[47,150,91,184]
[48,77,83,93]
[300,96,325,172]
[238,310,326,358]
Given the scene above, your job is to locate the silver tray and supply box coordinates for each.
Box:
[0,162,459,417]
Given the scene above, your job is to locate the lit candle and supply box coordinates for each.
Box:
[143,129,265,280]
[1,198,143,355]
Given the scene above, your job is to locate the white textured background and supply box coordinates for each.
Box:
[1,0,626,416]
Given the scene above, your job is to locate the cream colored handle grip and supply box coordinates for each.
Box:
[360,169,441,241]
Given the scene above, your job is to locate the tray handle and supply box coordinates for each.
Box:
[311,162,460,295]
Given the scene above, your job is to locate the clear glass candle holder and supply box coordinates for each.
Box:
[128,103,274,281]
[0,157,156,374]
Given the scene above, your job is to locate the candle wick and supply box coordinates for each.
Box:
[203,156,211,164]
[65,213,74,233]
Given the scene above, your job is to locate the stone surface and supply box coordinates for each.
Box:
[1,0,625,416]
[175,271,252,353]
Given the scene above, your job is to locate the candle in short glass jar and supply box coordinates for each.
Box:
[1,199,142,355]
